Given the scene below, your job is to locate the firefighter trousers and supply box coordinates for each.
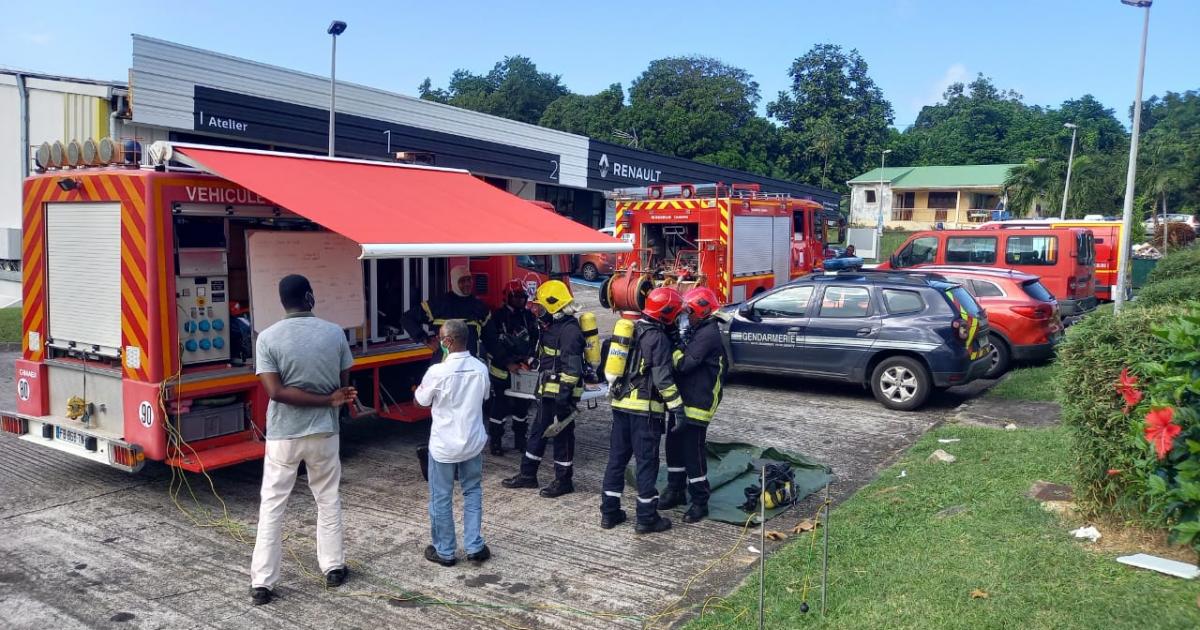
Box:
[665,422,711,507]
[601,410,666,524]
[519,398,575,483]
[487,375,532,451]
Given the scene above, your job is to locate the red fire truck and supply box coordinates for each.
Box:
[600,183,828,311]
[0,140,625,473]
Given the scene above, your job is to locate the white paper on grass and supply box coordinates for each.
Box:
[1116,554,1200,579]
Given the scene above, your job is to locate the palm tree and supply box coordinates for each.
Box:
[1140,134,1187,241]
[1003,159,1059,218]
[808,116,842,187]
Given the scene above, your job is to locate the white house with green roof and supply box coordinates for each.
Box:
[847,164,1021,230]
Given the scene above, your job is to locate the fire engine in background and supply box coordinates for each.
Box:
[599,183,828,312]
[0,139,623,473]
[977,219,1127,301]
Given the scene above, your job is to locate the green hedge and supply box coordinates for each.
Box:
[1136,278,1200,308]
[1144,246,1200,286]
[1055,303,1192,514]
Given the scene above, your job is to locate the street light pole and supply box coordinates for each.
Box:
[1115,0,1151,313]
[877,149,892,234]
[327,20,347,158]
[1060,123,1078,220]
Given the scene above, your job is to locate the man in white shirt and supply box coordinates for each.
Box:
[414,319,492,566]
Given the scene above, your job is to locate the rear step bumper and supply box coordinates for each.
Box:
[167,440,265,472]
[1,411,145,472]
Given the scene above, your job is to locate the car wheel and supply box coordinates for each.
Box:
[984,336,1011,379]
[870,356,931,411]
[581,263,599,282]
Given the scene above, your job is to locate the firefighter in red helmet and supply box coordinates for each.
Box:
[659,287,728,524]
[481,280,539,456]
[599,286,684,534]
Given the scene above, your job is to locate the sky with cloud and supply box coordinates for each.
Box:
[3,0,1196,129]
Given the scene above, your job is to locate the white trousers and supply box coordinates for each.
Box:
[250,433,344,590]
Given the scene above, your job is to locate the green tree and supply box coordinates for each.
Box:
[539,84,627,140]
[768,44,894,191]
[1138,91,1200,219]
[623,56,774,173]
[418,56,569,125]
[1003,158,1060,218]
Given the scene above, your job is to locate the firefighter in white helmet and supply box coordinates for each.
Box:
[401,265,490,363]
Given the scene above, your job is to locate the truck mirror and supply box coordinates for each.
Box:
[890,253,901,268]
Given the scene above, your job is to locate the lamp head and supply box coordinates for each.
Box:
[1064,123,1078,129]
[1120,1,1152,7]
[327,20,347,36]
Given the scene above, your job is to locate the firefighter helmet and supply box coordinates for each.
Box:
[642,287,684,324]
[502,279,528,300]
[532,280,574,315]
[683,287,719,321]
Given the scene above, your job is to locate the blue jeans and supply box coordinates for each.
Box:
[427,452,485,560]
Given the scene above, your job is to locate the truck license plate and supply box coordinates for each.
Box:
[54,426,89,447]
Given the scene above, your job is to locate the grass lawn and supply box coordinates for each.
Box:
[686,425,1200,629]
[986,364,1059,402]
[0,307,20,344]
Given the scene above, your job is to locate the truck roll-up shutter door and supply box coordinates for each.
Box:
[46,202,123,355]
[773,216,791,285]
[732,215,773,276]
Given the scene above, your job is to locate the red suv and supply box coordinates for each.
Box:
[921,266,1063,378]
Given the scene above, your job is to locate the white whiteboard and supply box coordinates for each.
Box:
[247,231,365,333]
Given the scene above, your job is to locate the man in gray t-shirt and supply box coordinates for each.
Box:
[249,274,357,606]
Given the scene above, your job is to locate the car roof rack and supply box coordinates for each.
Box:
[814,269,950,285]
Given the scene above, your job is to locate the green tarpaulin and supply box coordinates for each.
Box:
[626,441,833,526]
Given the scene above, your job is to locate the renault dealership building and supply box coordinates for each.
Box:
[125,36,837,227]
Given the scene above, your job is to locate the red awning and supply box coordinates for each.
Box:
[167,143,630,258]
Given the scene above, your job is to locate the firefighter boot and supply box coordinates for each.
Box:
[539,478,575,498]
[635,515,673,535]
[600,510,628,530]
[683,503,709,524]
[502,474,539,489]
[659,488,687,510]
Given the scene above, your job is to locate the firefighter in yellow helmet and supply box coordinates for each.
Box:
[501,280,585,499]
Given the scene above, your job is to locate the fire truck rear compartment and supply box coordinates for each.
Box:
[641,222,699,271]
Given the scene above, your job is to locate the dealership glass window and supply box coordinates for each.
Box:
[818,286,872,318]
[882,289,924,314]
[753,286,814,318]
[895,236,939,267]
[865,189,877,203]
[945,236,997,264]
[1005,236,1058,266]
